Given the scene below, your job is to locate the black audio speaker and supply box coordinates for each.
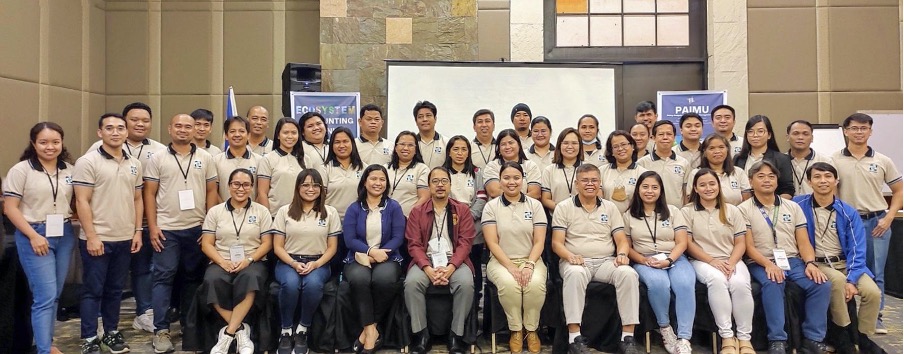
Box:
[281,63,322,117]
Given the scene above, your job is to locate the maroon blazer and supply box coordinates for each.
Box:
[405,198,476,271]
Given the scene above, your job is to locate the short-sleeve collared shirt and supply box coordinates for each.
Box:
[552,196,625,258]
[738,196,807,259]
[213,148,261,201]
[481,194,547,259]
[582,144,608,167]
[250,137,274,156]
[144,144,217,230]
[89,138,166,172]
[471,138,496,173]
[673,141,702,169]
[271,204,342,255]
[450,169,481,206]
[303,141,328,171]
[599,163,648,213]
[729,134,743,157]
[623,205,687,255]
[832,147,902,213]
[541,164,578,205]
[388,162,430,217]
[3,159,74,222]
[320,163,365,218]
[685,167,750,206]
[681,203,748,259]
[637,151,689,207]
[200,140,222,156]
[525,145,555,172]
[72,147,144,241]
[418,133,447,169]
[787,149,834,196]
[356,137,392,167]
[482,159,542,196]
[810,203,842,258]
[202,200,273,260]
[257,148,310,214]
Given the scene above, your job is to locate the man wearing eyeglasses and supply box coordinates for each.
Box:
[831,113,902,335]
[143,114,219,352]
[403,167,476,354]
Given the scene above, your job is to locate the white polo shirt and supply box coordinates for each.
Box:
[356,137,392,167]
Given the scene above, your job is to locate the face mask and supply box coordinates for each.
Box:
[582,138,599,145]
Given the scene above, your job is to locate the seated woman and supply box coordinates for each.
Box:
[624,171,695,354]
[343,164,407,354]
[200,168,274,354]
[272,169,340,354]
[483,161,548,354]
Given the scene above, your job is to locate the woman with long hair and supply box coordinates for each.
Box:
[257,117,309,213]
[387,131,431,217]
[320,126,366,218]
[483,129,542,200]
[443,135,487,303]
[599,130,648,213]
[540,128,584,212]
[732,115,794,198]
[686,134,751,205]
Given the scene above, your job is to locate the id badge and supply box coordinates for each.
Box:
[431,252,449,268]
[45,214,65,237]
[178,189,195,211]
[229,244,245,263]
[773,249,791,271]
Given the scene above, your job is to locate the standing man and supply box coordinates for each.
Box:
[414,101,447,169]
[247,105,274,155]
[73,113,145,354]
[471,109,497,173]
[551,164,641,354]
[144,114,219,352]
[793,162,885,353]
[739,161,830,354]
[637,120,689,207]
[831,113,902,334]
[673,113,704,168]
[191,108,222,156]
[511,103,533,147]
[785,120,833,196]
[634,101,657,153]
[711,105,743,157]
[404,167,476,354]
[356,104,392,166]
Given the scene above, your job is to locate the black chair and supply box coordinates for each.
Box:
[401,284,479,353]
[182,279,277,353]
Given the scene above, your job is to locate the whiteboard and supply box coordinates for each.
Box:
[811,124,846,157]
[858,111,903,194]
[386,61,618,144]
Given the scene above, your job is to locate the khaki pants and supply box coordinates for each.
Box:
[560,258,639,326]
[818,261,881,335]
[487,257,547,331]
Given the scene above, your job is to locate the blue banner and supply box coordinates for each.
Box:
[656,90,727,143]
[289,92,360,138]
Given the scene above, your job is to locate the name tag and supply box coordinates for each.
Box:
[431,252,449,268]
[229,244,245,263]
[178,189,195,211]
[46,214,65,237]
[773,249,791,271]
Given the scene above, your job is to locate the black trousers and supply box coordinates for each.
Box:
[344,261,402,326]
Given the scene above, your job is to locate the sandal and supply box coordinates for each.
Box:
[720,337,738,354]
[738,339,755,354]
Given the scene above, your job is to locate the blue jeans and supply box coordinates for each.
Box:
[80,239,132,339]
[633,255,696,340]
[131,229,152,315]
[152,227,204,331]
[748,257,830,342]
[15,222,75,354]
[275,260,331,328]
[862,213,890,310]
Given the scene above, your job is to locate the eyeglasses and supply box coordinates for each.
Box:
[229,182,252,189]
[430,178,451,186]
[300,183,321,190]
[612,142,632,151]
[845,126,870,132]
[746,129,768,137]
[579,179,601,185]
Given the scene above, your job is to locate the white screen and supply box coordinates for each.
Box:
[386,62,618,145]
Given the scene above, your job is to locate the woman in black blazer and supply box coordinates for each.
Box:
[732,115,795,198]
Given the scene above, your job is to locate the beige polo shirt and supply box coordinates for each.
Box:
[450,169,482,206]
[482,194,547,259]
[729,134,743,158]
[788,149,834,196]
[249,137,274,156]
[583,146,608,167]
[200,140,223,156]
[599,163,649,213]
[832,147,902,213]
[3,159,75,223]
[673,142,702,170]
[471,138,496,173]
[271,204,342,255]
[89,138,166,172]
[319,163,365,218]
[213,148,261,201]
[482,159,542,195]
[418,133,447,169]
[144,144,217,230]
[388,162,430,216]
[681,203,748,260]
[356,137,392,167]
[303,141,328,171]
[257,148,310,214]
[552,196,625,258]
[623,205,687,255]
[72,147,144,241]
[637,152,689,207]
[202,199,273,259]
[811,204,842,258]
[541,164,578,205]
[525,145,554,171]
[738,196,807,259]
[685,167,750,206]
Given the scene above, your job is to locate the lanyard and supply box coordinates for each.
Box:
[231,206,249,242]
[791,157,812,191]
[309,142,326,164]
[562,165,576,196]
[812,203,836,255]
[433,206,448,243]
[172,151,195,185]
[476,143,492,167]
[126,142,144,159]
[44,169,60,209]
[757,202,781,247]
[642,212,659,252]
[390,166,410,195]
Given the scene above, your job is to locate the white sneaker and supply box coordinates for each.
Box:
[235,323,254,354]
[675,339,692,354]
[132,310,155,333]
[660,326,679,354]
[210,327,234,354]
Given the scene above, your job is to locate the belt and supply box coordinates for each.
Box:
[860,211,885,219]
[30,219,71,225]
[816,255,845,264]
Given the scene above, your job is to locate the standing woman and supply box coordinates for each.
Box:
[320,127,366,218]
[483,162,548,354]
[257,117,310,214]
[540,128,583,212]
[624,171,695,354]
[682,169,755,354]
[3,122,75,354]
[687,134,751,205]
[630,123,651,159]
[443,135,487,302]
[732,115,794,198]
[386,131,431,217]
[343,165,407,354]
[483,129,542,200]
[599,131,648,213]
[200,169,273,354]
[577,114,606,167]
[272,169,340,354]
[525,117,554,171]
[300,112,329,171]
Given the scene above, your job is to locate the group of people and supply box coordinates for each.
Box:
[1,99,898,354]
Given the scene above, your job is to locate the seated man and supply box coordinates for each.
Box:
[551,164,640,354]
[793,162,885,354]
[404,167,476,354]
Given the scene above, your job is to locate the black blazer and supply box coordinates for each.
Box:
[733,149,795,197]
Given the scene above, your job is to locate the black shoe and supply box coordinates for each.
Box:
[448,334,467,354]
[568,335,590,354]
[166,307,179,323]
[859,333,889,354]
[101,331,130,354]
[294,331,309,354]
[277,332,293,354]
[353,338,363,354]
[768,340,787,354]
[619,336,640,354]
[410,330,430,354]
[799,338,827,354]
[81,338,101,354]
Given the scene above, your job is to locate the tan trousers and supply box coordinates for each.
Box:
[487,257,547,331]
[818,261,881,335]
[560,258,640,326]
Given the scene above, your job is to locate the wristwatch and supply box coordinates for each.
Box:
[246,257,255,264]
